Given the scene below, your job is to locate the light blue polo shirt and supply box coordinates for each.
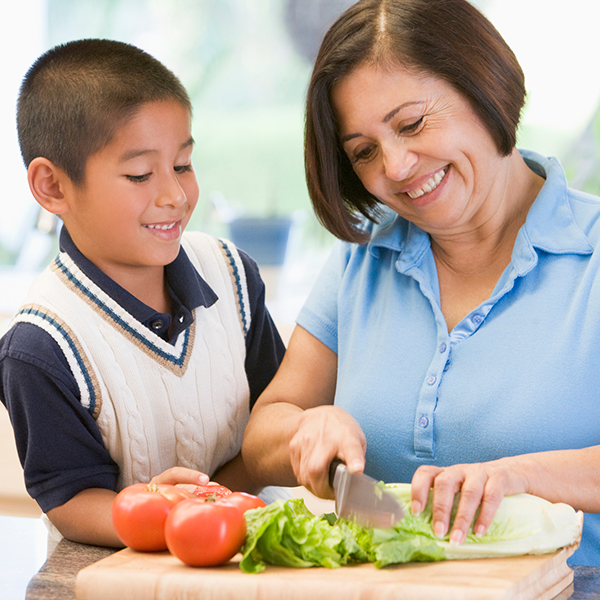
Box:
[297,149,600,565]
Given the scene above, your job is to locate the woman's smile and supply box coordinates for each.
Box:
[332,63,506,235]
[404,166,449,200]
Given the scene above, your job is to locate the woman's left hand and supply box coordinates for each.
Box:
[410,458,530,545]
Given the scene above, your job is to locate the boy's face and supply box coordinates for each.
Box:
[62,100,198,286]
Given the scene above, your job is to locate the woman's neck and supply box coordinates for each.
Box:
[430,150,545,331]
[430,150,545,277]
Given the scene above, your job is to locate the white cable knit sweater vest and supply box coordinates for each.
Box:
[12,232,251,491]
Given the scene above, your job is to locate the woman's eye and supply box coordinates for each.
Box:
[174,164,193,174]
[352,146,375,164]
[126,173,151,183]
[398,117,424,135]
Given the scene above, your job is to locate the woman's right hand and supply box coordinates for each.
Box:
[289,404,366,498]
[243,325,361,495]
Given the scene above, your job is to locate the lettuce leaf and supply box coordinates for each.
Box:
[239,486,582,572]
[239,498,369,573]
[384,484,583,561]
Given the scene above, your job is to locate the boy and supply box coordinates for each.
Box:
[0,39,285,547]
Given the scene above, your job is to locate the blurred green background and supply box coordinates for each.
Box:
[1,0,599,271]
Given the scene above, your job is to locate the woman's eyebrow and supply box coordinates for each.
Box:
[340,101,425,144]
[341,132,362,144]
[383,101,425,123]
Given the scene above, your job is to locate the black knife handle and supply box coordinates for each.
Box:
[328,458,344,488]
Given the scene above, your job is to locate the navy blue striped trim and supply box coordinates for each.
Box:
[17,306,98,417]
[218,240,248,336]
[53,255,191,368]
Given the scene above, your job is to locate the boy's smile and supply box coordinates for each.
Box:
[60,100,199,303]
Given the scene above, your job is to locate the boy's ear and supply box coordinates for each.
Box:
[27,157,73,215]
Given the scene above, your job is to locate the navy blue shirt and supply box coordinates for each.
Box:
[0,227,285,512]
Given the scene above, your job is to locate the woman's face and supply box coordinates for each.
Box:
[332,63,506,236]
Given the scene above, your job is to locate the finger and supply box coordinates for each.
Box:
[430,469,465,539]
[301,448,337,498]
[175,484,198,494]
[289,432,332,496]
[472,477,506,537]
[410,465,444,516]
[448,473,487,546]
[338,440,366,475]
[150,467,210,486]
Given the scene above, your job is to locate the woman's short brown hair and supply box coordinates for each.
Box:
[17,39,192,186]
[305,0,526,243]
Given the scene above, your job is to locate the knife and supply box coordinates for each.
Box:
[328,458,404,528]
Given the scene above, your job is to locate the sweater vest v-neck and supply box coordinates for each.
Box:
[12,232,250,490]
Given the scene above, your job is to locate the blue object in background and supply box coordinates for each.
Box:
[228,216,293,266]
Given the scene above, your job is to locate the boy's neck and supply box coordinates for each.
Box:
[99,262,172,315]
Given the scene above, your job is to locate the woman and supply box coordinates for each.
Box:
[242,0,600,565]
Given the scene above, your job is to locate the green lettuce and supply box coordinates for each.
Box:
[239,498,369,573]
[239,485,582,573]
[385,484,583,561]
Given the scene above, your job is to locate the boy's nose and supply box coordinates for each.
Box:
[157,174,186,207]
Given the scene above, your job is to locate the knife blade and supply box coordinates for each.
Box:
[328,458,404,528]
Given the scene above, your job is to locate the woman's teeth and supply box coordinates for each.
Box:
[406,167,448,199]
[145,222,177,230]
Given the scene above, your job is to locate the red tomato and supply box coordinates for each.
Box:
[221,492,266,515]
[112,483,193,552]
[192,484,232,499]
[165,498,247,566]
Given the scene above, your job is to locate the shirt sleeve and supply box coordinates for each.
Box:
[295,241,349,354]
[237,250,286,408]
[0,323,119,513]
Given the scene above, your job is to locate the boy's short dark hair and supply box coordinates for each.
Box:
[17,38,192,185]
[305,0,527,243]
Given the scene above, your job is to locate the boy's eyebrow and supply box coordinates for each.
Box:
[118,137,195,162]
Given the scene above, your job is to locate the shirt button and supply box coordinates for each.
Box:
[427,375,437,385]
[178,313,185,323]
[419,416,429,428]
[439,342,447,353]
[151,319,165,330]
[443,361,451,372]
[472,314,483,325]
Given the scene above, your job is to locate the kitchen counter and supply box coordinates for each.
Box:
[2,515,600,600]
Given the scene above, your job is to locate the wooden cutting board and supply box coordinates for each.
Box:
[75,544,577,600]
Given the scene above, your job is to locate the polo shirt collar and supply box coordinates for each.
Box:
[518,149,592,253]
[58,227,218,340]
[367,149,593,272]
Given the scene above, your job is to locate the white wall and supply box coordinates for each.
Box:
[485,0,600,150]
[0,0,47,255]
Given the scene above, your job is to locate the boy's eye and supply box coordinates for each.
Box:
[126,173,151,183]
[398,116,424,135]
[174,164,193,174]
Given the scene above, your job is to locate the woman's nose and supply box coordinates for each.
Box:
[382,145,417,182]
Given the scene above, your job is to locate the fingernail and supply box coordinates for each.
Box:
[433,521,446,538]
[474,524,486,538]
[347,461,364,473]
[198,474,209,484]
[411,501,422,516]
[450,529,465,547]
